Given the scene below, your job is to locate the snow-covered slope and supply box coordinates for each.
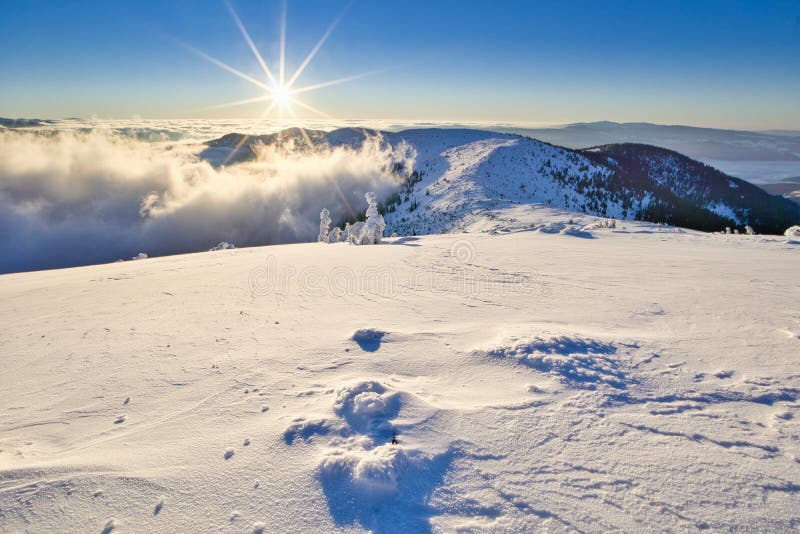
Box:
[378,130,631,236]
[2,215,799,532]
[582,144,800,234]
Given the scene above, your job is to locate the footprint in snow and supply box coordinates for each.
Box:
[154,496,165,515]
[224,447,235,460]
[114,415,126,424]
[243,437,251,446]
[101,518,117,534]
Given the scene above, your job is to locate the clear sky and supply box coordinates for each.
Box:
[1,0,798,129]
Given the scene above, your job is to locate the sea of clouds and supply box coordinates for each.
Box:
[0,120,416,274]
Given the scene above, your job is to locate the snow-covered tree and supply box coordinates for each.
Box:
[318,208,331,243]
[343,222,365,244]
[745,225,755,235]
[330,227,342,243]
[209,242,235,251]
[363,192,386,245]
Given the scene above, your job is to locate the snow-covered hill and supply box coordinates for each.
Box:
[203,128,799,236]
[581,144,799,234]
[379,130,631,236]
[2,215,799,532]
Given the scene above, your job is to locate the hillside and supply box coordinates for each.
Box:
[2,216,799,532]
[581,144,800,234]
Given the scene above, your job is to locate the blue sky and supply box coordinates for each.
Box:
[1,0,798,129]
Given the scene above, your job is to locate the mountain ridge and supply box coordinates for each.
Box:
[202,127,800,235]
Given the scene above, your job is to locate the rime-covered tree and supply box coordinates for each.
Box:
[330,227,342,243]
[318,208,331,243]
[363,192,386,245]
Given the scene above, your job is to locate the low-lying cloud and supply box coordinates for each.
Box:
[0,129,413,273]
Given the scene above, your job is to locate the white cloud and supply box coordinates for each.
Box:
[0,127,413,273]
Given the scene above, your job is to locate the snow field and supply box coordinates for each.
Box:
[1,213,799,531]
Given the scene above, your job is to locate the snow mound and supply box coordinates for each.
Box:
[561,225,594,238]
[318,439,453,532]
[281,379,457,530]
[536,221,568,234]
[320,442,420,494]
[533,221,594,238]
[283,418,336,444]
[784,225,800,237]
[333,381,399,436]
[351,328,386,352]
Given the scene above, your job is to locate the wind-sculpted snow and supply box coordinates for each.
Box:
[0,128,411,273]
[485,336,630,390]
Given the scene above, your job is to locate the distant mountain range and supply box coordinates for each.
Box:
[493,122,800,184]
[202,128,800,235]
[0,117,55,128]
[495,121,800,161]
[4,117,799,183]
[760,176,800,206]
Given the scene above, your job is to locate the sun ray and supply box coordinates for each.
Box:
[180,41,271,92]
[204,94,272,111]
[282,108,356,217]
[224,1,277,86]
[283,106,313,147]
[222,133,251,166]
[279,0,287,86]
[221,100,278,166]
[190,0,375,122]
[288,97,332,118]
[285,1,352,89]
[291,70,380,95]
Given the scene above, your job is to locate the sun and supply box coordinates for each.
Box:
[270,84,291,108]
[184,0,375,121]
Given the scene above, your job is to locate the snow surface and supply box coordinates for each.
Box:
[1,209,799,532]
